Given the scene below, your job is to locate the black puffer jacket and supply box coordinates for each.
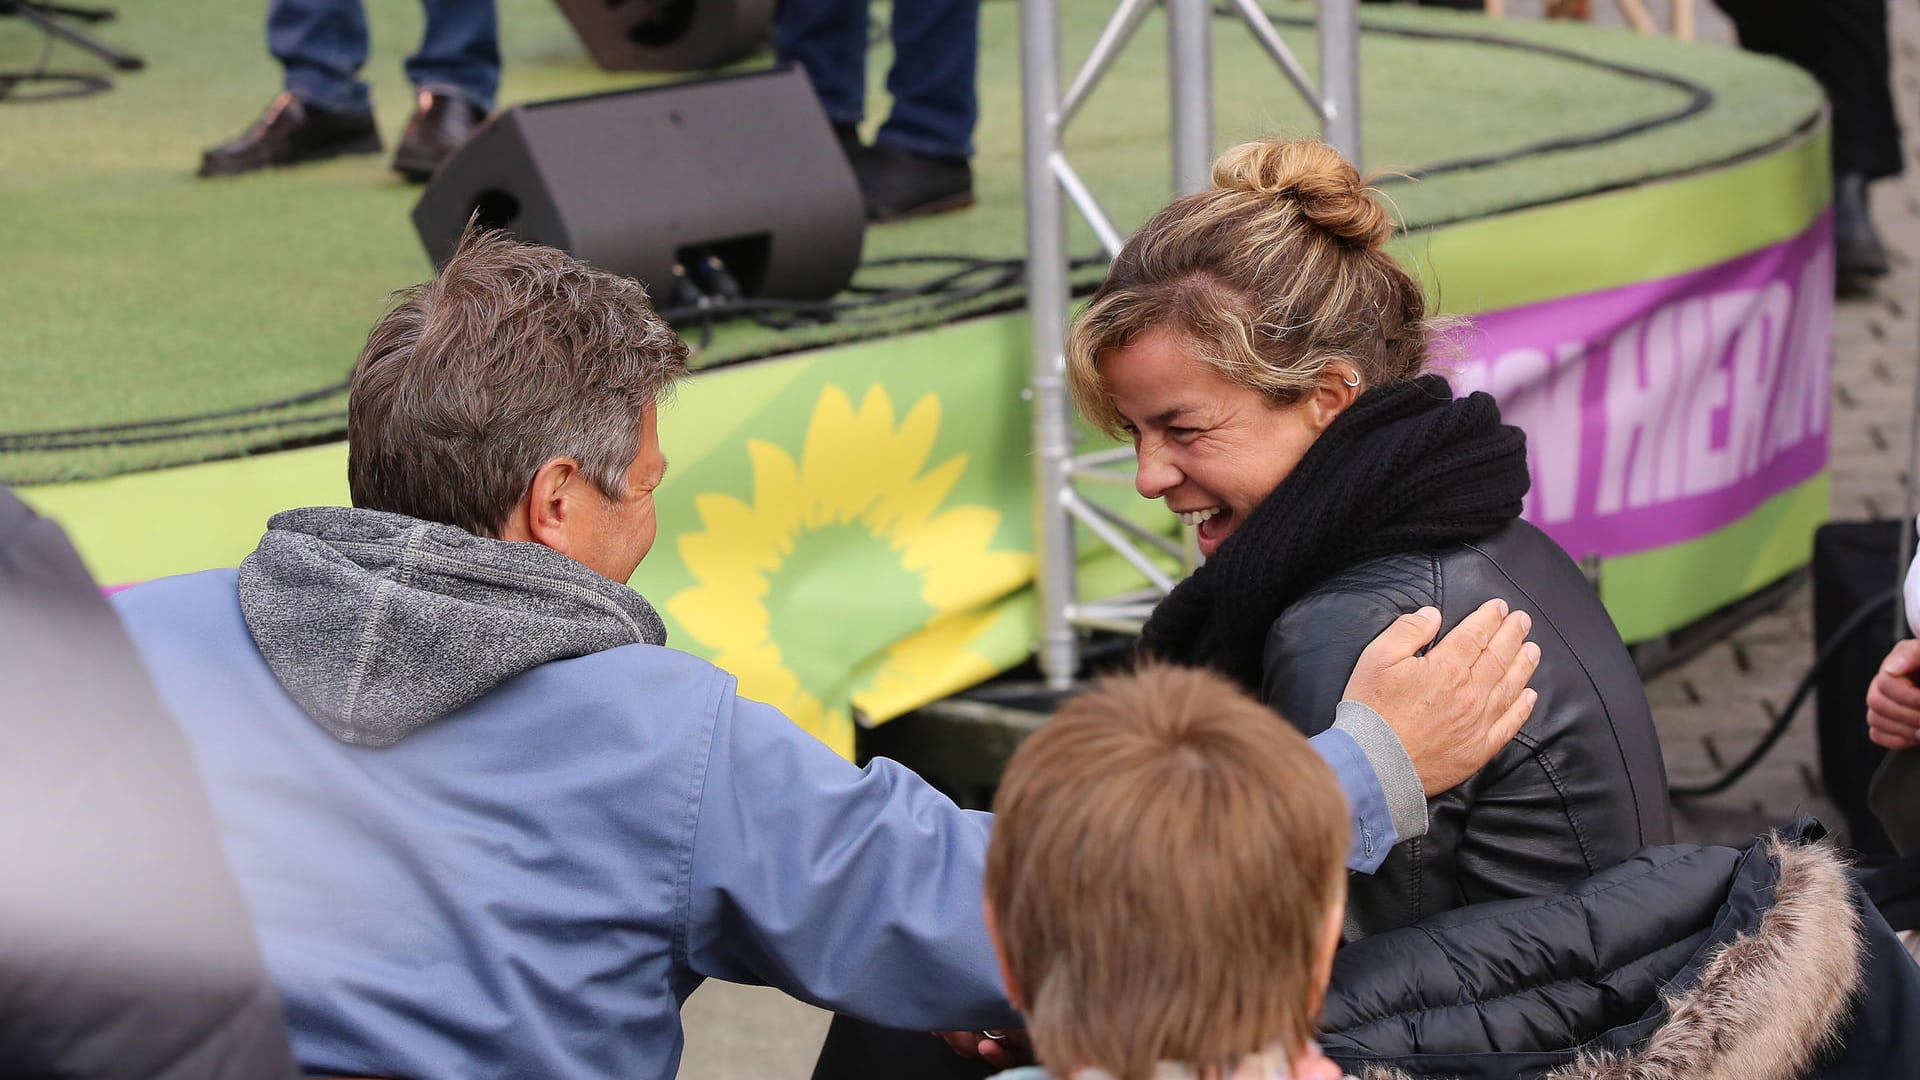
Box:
[1321,822,1920,1080]
[1263,520,1672,939]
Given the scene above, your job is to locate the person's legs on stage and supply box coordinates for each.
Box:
[200,0,382,177]
[859,0,980,221]
[392,0,501,181]
[270,0,374,114]
[777,0,872,165]
[1715,0,1903,291]
[1808,0,1902,287]
[199,0,499,180]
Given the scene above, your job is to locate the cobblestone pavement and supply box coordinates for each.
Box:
[1644,1,1920,846]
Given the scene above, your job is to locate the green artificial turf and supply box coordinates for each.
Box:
[0,0,1821,484]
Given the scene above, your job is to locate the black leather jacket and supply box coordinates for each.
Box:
[1261,520,1673,939]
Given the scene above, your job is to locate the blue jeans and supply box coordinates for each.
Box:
[776,0,980,160]
[270,0,500,115]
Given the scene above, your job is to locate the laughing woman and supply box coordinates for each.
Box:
[1067,137,1672,938]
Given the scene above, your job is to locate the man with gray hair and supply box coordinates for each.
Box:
[109,229,1539,1078]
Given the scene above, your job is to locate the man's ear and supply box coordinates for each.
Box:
[505,457,585,556]
[1306,363,1362,434]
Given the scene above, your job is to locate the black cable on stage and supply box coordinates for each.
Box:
[664,14,1740,333]
[657,255,1012,324]
[657,250,1109,329]
[1240,9,1720,188]
[2,16,1789,459]
[0,409,349,453]
[1670,589,1901,800]
[0,6,111,103]
[0,254,1032,455]
[0,379,351,450]
[0,253,1037,454]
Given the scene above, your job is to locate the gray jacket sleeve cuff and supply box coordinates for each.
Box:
[1333,700,1429,842]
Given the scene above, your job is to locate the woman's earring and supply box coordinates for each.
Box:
[1341,369,1360,388]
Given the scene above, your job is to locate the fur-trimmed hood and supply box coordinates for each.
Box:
[1523,839,1858,1079]
[1322,827,1907,1080]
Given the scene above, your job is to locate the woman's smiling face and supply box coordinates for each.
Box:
[1098,325,1343,558]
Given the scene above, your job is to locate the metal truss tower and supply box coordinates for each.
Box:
[1020,0,1364,689]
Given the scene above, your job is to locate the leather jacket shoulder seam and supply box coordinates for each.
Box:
[1458,539,1653,846]
[1288,552,1443,612]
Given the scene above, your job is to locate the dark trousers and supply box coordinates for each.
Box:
[809,1017,996,1080]
[270,0,501,114]
[1713,0,1903,180]
[776,0,981,159]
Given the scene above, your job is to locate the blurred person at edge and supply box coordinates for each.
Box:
[1864,517,1920,960]
[1713,0,1903,294]
[107,227,1540,1079]
[1864,534,1920,753]
[0,487,296,1079]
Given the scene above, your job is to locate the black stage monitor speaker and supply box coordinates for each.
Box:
[411,67,865,304]
[554,0,773,72]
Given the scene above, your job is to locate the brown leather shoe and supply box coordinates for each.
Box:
[197,92,381,178]
[391,89,487,183]
[854,142,974,223]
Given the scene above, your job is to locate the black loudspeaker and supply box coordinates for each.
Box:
[553,0,773,72]
[411,67,865,303]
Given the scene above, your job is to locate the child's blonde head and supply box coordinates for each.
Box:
[985,664,1350,1080]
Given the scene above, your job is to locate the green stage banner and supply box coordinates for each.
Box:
[642,319,1053,757]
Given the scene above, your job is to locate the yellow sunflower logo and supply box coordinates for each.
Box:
[667,384,1033,757]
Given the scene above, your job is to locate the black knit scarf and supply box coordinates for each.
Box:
[1137,375,1531,691]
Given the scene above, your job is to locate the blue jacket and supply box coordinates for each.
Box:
[115,563,1016,1078]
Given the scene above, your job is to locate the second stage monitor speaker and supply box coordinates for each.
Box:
[553,0,774,72]
[411,67,866,305]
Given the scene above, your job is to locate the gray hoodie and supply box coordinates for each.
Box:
[237,506,667,748]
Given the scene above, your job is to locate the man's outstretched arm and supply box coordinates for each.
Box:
[684,689,1018,1033]
[1312,601,1539,873]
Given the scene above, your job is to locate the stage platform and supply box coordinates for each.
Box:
[3,1,1832,755]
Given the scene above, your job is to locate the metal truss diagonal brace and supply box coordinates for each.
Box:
[1230,0,1323,119]
[1064,490,1179,594]
[1060,0,1157,129]
[1052,155,1127,258]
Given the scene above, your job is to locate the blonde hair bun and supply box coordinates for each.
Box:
[1211,138,1391,249]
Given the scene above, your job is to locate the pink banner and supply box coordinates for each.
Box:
[1451,211,1834,560]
